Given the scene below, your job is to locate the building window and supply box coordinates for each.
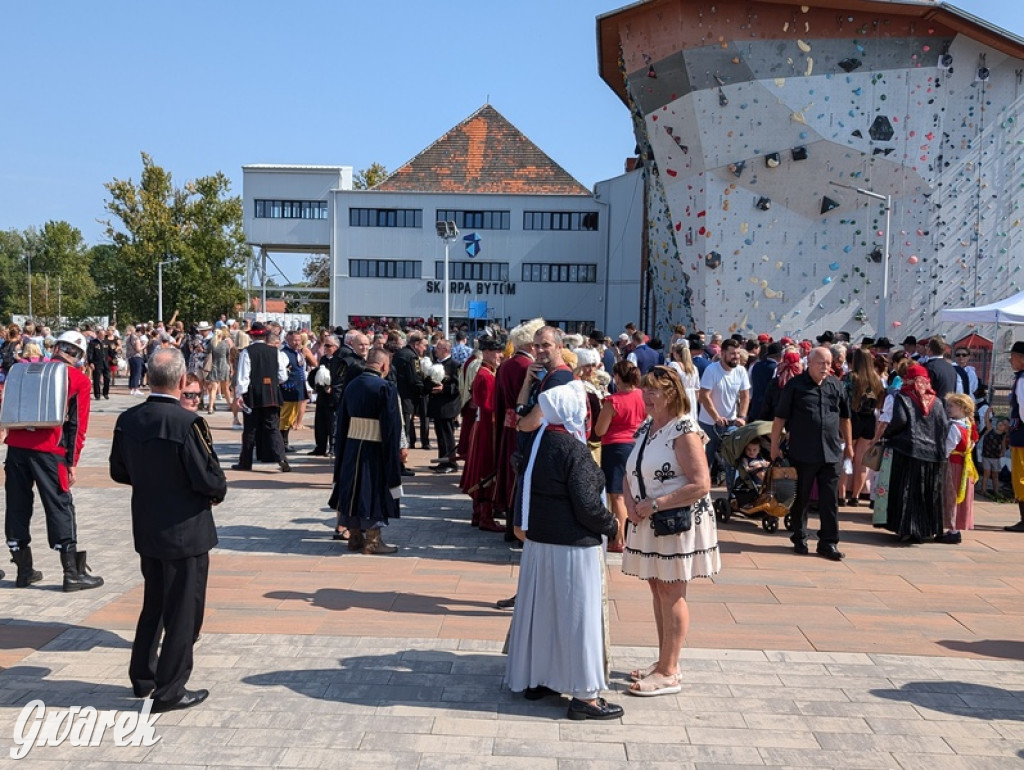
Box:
[349,208,423,228]
[349,259,422,279]
[521,263,597,282]
[522,211,599,231]
[435,210,510,230]
[254,199,328,220]
[434,261,509,282]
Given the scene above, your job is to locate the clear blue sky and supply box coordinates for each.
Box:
[1,0,1020,271]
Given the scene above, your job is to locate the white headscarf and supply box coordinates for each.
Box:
[521,380,588,531]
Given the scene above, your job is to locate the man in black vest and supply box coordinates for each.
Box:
[109,347,226,712]
[231,323,289,472]
[308,334,344,456]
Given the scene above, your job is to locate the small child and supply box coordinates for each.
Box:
[979,418,1009,498]
[740,439,770,486]
[942,393,980,543]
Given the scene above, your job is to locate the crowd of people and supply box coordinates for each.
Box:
[3,311,1024,720]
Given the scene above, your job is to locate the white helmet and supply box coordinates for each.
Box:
[55,330,87,358]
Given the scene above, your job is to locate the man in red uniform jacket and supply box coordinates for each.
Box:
[460,338,505,531]
[5,330,104,591]
[493,318,543,541]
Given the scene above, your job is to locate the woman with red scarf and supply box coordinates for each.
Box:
[872,364,950,543]
[758,351,803,422]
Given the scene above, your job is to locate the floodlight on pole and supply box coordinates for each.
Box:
[157,260,171,324]
[435,221,459,340]
[830,181,892,334]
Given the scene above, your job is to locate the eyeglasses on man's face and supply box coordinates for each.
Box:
[182,392,202,400]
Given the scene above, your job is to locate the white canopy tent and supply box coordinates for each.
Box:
[940,289,1024,391]
[939,289,1024,325]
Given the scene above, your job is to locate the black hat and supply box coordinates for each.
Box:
[816,330,835,344]
[249,322,267,337]
[901,335,917,346]
[1011,341,1024,356]
[478,337,504,352]
[588,329,605,343]
[873,337,894,350]
[836,331,851,342]
[766,342,783,356]
[730,333,745,342]
[860,336,875,347]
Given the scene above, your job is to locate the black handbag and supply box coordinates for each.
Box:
[635,426,692,536]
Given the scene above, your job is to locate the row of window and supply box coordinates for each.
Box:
[349,259,422,279]
[349,208,423,228]
[346,259,598,283]
[434,261,510,282]
[521,263,598,283]
[436,209,511,230]
[346,208,599,231]
[254,200,328,219]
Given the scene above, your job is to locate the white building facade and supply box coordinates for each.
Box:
[243,106,643,335]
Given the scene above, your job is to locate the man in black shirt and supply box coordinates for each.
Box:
[770,347,853,560]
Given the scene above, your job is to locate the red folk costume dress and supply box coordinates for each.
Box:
[459,360,503,530]
[492,350,533,514]
[945,420,979,531]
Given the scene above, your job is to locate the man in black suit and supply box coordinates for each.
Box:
[428,339,462,473]
[109,347,227,713]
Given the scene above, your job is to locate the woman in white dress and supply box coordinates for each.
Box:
[622,365,720,696]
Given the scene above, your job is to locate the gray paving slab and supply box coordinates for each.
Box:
[1,391,1023,768]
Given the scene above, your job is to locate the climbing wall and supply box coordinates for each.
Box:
[609,1,1024,339]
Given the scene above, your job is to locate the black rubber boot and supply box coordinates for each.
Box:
[11,547,43,588]
[61,548,104,592]
[1006,502,1024,532]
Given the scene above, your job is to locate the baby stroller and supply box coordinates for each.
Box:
[713,421,798,533]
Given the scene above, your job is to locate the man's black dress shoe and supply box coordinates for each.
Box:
[936,531,962,544]
[816,543,845,561]
[566,697,624,721]
[524,685,560,701]
[793,540,809,555]
[279,459,291,472]
[308,450,326,456]
[229,464,251,471]
[151,688,209,713]
[495,595,516,610]
[401,467,415,477]
[132,683,154,698]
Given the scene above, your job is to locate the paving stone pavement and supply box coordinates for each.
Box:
[1,387,1022,768]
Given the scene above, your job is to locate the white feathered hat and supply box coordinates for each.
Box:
[509,317,545,349]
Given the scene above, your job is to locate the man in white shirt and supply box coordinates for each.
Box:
[698,338,751,485]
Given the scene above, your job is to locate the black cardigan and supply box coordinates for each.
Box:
[524,431,618,547]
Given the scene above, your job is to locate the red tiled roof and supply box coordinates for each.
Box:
[375,105,591,196]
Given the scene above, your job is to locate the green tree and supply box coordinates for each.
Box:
[354,162,388,190]
[0,223,96,325]
[102,153,247,324]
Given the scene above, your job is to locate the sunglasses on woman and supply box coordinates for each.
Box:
[182,392,202,400]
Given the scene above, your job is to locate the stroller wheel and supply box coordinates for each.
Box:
[762,516,779,534]
[714,497,731,523]
[784,513,794,531]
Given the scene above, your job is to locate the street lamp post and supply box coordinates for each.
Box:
[435,221,459,340]
[830,182,892,334]
[157,260,171,324]
[26,250,32,319]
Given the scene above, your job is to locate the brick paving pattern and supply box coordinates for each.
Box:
[1,387,1022,767]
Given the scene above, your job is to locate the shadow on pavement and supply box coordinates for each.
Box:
[0,665,143,710]
[265,589,502,616]
[241,650,567,719]
[870,681,1024,722]
[937,639,1024,660]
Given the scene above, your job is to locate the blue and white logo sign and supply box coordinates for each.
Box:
[463,232,481,258]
